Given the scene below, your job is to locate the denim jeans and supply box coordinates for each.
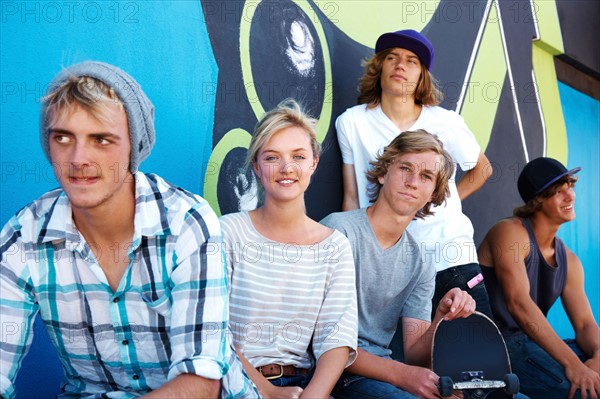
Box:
[507,336,591,399]
[269,371,312,388]
[332,373,532,399]
[331,374,418,399]
[432,263,493,319]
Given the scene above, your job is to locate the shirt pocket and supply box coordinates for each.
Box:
[142,291,172,318]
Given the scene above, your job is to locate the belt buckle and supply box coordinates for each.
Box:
[260,365,284,380]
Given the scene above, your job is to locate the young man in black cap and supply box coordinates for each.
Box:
[479,157,600,398]
[0,61,257,398]
[336,29,493,319]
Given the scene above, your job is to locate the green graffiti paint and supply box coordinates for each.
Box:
[460,1,506,152]
[203,128,252,216]
[314,1,439,47]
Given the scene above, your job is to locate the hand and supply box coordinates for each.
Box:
[260,385,304,399]
[436,288,476,321]
[585,355,600,375]
[392,365,442,399]
[565,362,600,399]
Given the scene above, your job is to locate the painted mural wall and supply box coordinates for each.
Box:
[1,1,597,397]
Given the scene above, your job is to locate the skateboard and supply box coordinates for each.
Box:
[431,311,520,398]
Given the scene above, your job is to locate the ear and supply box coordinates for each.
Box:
[427,190,435,204]
[378,174,385,186]
[253,161,261,178]
[312,155,320,170]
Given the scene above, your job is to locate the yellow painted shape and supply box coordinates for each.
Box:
[532,43,567,162]
[314,1,439,47]
[460,2,506,151]
[532,0,564,55]
[203,128,253,216]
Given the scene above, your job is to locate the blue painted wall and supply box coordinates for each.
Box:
[1,2,217,397]
[547,82,600,338]
[0,1,598,398]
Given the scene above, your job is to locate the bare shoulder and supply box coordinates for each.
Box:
[564,244,583,271]
[483,218,528,245]
[479,218,529,266]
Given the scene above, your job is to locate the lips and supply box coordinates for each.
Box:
[276,179,297,185]
[398,192,417,200]
[68,176,100,184]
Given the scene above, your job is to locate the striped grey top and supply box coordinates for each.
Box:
[220,212,358,369]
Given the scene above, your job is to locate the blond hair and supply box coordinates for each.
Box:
[247,99,321,199]
[44,75,124,128]
[366,129,454,219]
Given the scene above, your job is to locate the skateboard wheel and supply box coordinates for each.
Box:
[439,376,454,397]
[504,373,520,395]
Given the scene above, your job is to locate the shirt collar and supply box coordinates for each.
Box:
[35,172,170,249]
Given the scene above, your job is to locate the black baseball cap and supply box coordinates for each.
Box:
[517,157,581,203]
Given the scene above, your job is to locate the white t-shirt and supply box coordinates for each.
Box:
[336,104,481,271]
[220,212,358,369]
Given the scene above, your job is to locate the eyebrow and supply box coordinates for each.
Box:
[388,51,419,60]
[398,161,437,176]
[49,129,122,141]
[261,147,309,154]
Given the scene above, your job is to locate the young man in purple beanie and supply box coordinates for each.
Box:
[336,29,494,320]
[479,157,599,399]
[0,62,257,398]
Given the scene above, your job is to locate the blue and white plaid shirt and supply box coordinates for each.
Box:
[0,173,257,398]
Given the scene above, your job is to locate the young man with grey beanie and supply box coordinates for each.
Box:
[479,157,599,398]
[0,61,258,398]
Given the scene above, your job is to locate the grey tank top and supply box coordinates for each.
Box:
[481,218,568,338]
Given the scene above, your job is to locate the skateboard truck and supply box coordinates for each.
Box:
[438,373,520,397]
[461,371,485,381]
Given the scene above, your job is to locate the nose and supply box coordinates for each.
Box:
[69,141,92,168]
[394,58,405,70]
[279,157,300,176]
[565,186,576,201]
[403,172,418,188]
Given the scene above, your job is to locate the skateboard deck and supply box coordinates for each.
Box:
[432,312,520,398]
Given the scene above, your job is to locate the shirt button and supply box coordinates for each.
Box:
[113,297,120,303]
[132,374,139,380]
[122,340,129,345]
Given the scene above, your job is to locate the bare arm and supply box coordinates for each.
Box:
[484,220,600,398]
[341,163,360,211]
[403,288,475,368]
[301,347,349,399]
[561,249,600,388]
[457,151,491,201]
[142,374,219,399]
[234,347,303,399]
[345,347,441,399]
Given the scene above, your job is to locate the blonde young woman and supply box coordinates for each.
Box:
[220,99,358,399]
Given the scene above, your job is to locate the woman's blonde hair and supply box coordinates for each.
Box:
[246,99,321,198]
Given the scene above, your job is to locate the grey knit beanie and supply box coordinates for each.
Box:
[40,61,155,173]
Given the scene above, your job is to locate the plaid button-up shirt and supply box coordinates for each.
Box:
[0,173,257,398]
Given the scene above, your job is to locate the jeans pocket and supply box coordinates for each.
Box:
[525,357,564,384]
[341,374,364,388]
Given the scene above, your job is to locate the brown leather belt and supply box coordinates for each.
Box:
[257,364,311,380]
